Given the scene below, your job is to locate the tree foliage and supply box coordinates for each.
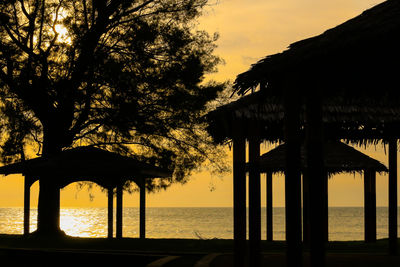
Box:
[0,0,227,190]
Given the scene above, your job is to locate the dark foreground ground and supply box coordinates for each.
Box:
[0,234,399,267]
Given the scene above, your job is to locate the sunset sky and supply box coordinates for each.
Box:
[1,0,397,209]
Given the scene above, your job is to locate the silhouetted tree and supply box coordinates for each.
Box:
[0,0,226,235]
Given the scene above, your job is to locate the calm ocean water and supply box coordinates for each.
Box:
[0,207,399,241]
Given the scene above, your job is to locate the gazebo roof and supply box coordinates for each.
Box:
[207,90,400,143]
[233,0,400,99]
[254,141,387,175]
[207,0,400,143]
[0,146,172,188]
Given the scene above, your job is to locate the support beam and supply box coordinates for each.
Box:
[249,136,261,267]
[305,95,326,267]
[322,172,329,243]
[23,176,31,236]
[284,94,303,267]
[107,188,113,239]
[303,174,310,246]
[116,183,123,239]
[140,179,146,239]
[388,140,398,255]
[364,169,376,243]
[266,172,273,241]
[233,136,246,267]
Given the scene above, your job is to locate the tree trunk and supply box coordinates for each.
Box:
[35,127,67,237]
[37,175,61,236]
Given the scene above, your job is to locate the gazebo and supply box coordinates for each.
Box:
[0,146,172,239]
[255,141,387,243]
[207,1,400,266]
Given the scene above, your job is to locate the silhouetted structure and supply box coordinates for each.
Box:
[253,141,387,243]
[0,147,171,238]
[0,0,224,237]
[207,1,400,266]
[208,91,400,266]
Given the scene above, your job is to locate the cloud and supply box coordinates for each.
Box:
[241,56,260,66]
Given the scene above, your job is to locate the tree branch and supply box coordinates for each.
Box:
[3,25,39,60]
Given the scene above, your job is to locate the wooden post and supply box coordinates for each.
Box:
[364,169,376,242]
[266,172,273,241]
[303,173,310,246]
[322,172,329,243]
[23,176,31,235]
[140,179,146,240]
[388,139,398,254]
[233,135,246,267]
[305,94,326,267]
[107,188,113,239]
[284,92,303,267]
[249,135,261,267]
[116,183,123,239]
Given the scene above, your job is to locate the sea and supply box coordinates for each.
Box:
[0,207,399,241]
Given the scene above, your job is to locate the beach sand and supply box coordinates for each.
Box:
[1,235,399,266]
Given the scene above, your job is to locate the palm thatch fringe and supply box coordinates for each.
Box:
[249,141,387,176]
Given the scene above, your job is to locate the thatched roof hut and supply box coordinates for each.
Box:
[255,141,387,175]
[0,147,171,239]
[0,146,171,188]
[207,1,400,264]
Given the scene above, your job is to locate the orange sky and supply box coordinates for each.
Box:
[1,0,397,208]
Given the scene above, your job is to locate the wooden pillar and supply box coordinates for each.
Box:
[107,188,113,239]
[305,94,326,267]
[23,176,31,236]
[266,172,273,241]
[302,173,310,246]
[322,172,329,243]
[364,169,376,242]
[388,139,398,255]
[233,135,246,267]
[140,179,146,240]
[249,135,261,267]
[284,93,303,267]
[302,171,328,246]
[116,183,123,239]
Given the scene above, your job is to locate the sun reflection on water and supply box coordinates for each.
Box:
[60,208,108,237]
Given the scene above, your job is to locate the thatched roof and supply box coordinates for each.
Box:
[0,147,172,188]
[253,141,387,175]
[207,90,400,143]
[207,1,400,143]
[234,0,400,102]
